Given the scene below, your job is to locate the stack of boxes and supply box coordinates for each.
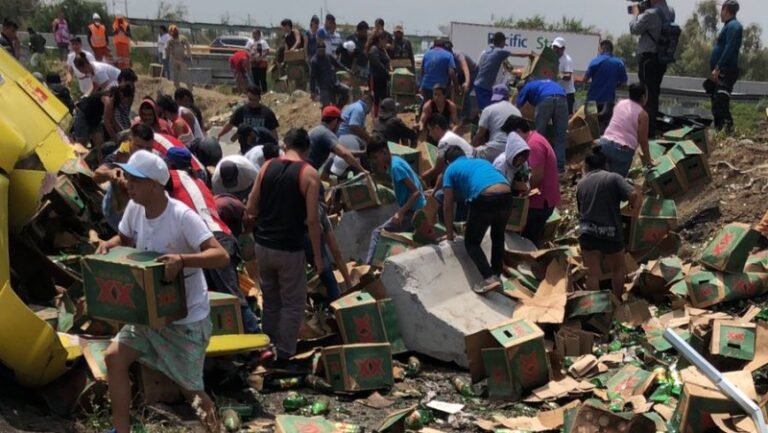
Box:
[322,292,405,392]
[645,126,711,198]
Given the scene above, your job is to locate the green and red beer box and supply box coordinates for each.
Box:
[340,173,381,211]
[566,291,613,319]
[699,223,760,273]
[645,155,688,198]
[377,298,407,354]
[710,320,756,361]
[523,47,559,80]
[371,231,416,268]
[50,175,87,219]
[209,292,243,336]
[686,270,768,308]
[505,196,530,233]
[322,343,394,393]
[648,139,678,160]
[331,292,387,345]
[605,364,655,399]
[388,142,420,174]
[663,126,709,154]
[667,140,711,185]
[390,67,417,95]
[622,195,678,252]
[540,208,562,244]
[276,415,362,433]
[82,247,187,328]
[466,319,550,401]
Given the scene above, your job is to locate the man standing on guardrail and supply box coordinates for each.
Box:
[167,25,192,90]
[709,0,743,134]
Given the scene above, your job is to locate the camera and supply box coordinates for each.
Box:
[627,0,651,14]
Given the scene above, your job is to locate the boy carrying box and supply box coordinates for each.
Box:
[95,150,230,433]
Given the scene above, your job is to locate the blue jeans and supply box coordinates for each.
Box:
[522,207,554,247]
[599,137,636,178]
[434,189,468,223]
[366,210,415,265]
[535,95,569,173]
[304,236,339,302]
[475,86,493,111]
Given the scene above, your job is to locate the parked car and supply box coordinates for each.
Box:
[209,36,250,53]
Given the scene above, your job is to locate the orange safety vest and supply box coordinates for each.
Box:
[112,19,131,45]
[88,23,107,48]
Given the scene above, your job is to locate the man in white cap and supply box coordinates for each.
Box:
[211,155,260,201]
[96,149,229,433]
[552,37,575,114]
[87,12,110,61]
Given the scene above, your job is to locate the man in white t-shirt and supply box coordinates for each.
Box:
[96,150,229,433]
[472,84,523,163]
[66,37,96,94]
[157,25,171,79]
[421,113,473,185]
[552,37,576,114]
[246,30,271,91]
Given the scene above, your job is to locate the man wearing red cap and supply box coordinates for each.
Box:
[307,105,368,176]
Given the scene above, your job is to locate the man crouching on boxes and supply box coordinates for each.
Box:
[95,150,229,433]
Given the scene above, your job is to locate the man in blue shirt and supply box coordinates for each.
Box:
[317,14,342,58]
[709,0,743,133]
[474,32,513,111]
[420,39,456,102]
[516,79,568,173]
[331,94,373,177]
[584,40,628,132]
[442,145,512,294]
[365,135,426,265]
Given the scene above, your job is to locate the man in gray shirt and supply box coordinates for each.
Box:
[630,0,675,138]
[471,84,522,162]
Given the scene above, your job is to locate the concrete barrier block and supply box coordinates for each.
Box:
[336,204,399,263]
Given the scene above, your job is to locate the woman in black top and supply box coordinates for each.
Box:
[367,31,391,118]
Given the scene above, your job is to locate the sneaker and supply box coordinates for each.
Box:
[472,276,502,294]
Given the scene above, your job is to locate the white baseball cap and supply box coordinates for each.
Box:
[116,150,171,186]
[552,37,566,48]
[343,40,356,53]
[92,13,101,20]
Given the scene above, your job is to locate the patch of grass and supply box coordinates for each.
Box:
[699,99,765,136]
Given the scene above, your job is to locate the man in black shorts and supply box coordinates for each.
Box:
[576,147,641,296]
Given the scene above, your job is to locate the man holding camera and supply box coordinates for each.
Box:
[709,0,742,134]
[629,0,675,138]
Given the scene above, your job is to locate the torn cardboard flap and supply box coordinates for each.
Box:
[744,321,768,372]
[512,259,567,324]
[567,355,599,378]
[712,414,757,433]
[605,365,655,399]
[679,367,758,400]
[555,326,596,358]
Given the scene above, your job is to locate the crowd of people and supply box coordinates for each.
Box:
[0,2,748,432]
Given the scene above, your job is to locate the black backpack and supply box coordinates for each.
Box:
[649,8,681,65]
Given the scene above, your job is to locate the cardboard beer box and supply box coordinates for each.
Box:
[663,126,709,154]
[322,343,394,392]
[466,319,550,400]
[416,142,438,175]
[50,175,87,219]
[276,415,362,433]
[686,270,768,308]
[283,48,306,63]
[622,195,677,252]
[388,142,420,174]
[376,184,397,205]
[285,62,307,83]
[208,292,243,336]
[522,47,558,80]
[390,68,417,95]
[555,326,596,358]
[540,208,561,243]
[667,140,711,185]
[669,370,757,433]
[648,139,679,160]
[340,173,381,211]
[82,247,187,328]
[566,291,613,319]
[330,292,387,345]
[505,196,530,233]
[644,155,688,198]
[377,298,407,354]
[605,365,655,399]
[699,223,759,273]
[710,320,756,362]
[371,231,416,268]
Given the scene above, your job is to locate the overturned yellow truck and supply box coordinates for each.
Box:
[0,49,268,389]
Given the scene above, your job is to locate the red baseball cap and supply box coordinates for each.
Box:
[321,105,341,119]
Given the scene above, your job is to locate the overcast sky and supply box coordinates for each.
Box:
[120,0,767,39]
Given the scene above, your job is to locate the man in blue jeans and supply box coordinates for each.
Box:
[442,146,513,295]
[365,135,426,265]
[517,79,568,173]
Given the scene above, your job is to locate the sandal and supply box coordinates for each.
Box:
[472,276,502,294]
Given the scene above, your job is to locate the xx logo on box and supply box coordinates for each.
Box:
[157,289,178,306]
[353,315,374,343]
[726,331,745,343]
[296,422,322,433]
[518,350,542,386]
[355,358,384,378]
[733,278,757,296]
[492,366,507,384]
[642,227,669,242]
[578,297,594,311]
[713,232,735,256]
[96,278,135,307]
[697,283,717,302]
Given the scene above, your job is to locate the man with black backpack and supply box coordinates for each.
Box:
[630,0,678,138]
